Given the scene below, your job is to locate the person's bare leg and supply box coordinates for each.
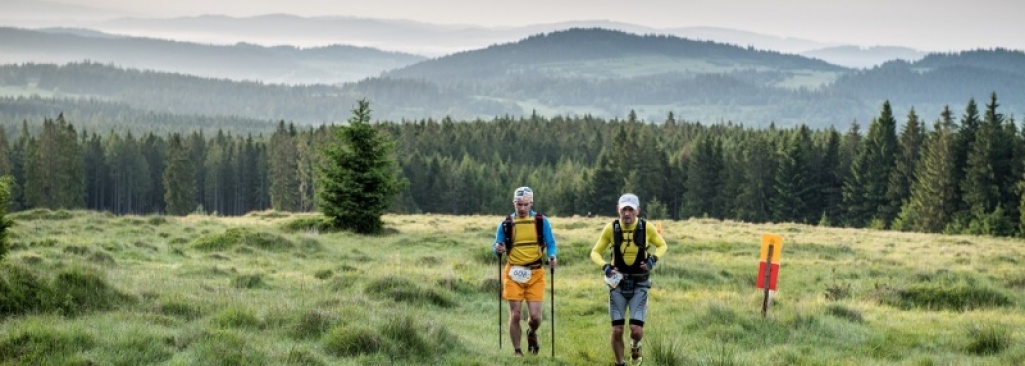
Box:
[630,324,644,361]
[611,324,625,363]
[526,301,543,353]
[508,301,523,353]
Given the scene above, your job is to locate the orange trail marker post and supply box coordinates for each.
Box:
[756,233,783,318]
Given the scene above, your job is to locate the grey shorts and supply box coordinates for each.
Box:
[609,278,650,326]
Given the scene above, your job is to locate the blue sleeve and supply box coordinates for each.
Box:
[543,217,557,257]
[493,221,506,256]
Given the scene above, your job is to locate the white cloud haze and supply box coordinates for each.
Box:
[9,0,1025,52]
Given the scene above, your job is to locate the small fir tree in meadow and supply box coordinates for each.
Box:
[317,100,403,234]
[0,176,13,261]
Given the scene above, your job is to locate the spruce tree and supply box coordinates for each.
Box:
[269,121,300,211]
[818,128,844,225]
[164,134,196,216]
[961,93,1014,235]
[681,133,722,219]
[317,100,403,234]
[843,101,898,227]
[583,150,621,216]
[885,108,925,226]
[771,125,816,223]
[899,107,958,232]
[735,133,775,223]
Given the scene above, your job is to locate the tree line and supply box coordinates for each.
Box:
[1,93,1023,236]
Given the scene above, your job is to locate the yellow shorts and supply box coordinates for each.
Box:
[502,263,546,302]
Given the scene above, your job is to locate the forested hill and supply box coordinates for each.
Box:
[0,27,426,84]
[384,27,846,83]
[2,28,1024,128]
[827,49,1025,112]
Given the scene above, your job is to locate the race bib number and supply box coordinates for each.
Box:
[509,265,532,284]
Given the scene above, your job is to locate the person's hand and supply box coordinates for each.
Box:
[602,263,614,277]
[493,242,506,255]
[642,256,657,271]
[548,256,558,269]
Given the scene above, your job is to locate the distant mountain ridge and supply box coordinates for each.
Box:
[1,2,933,68]
[1,27,1023,129]
[0,27,426,85]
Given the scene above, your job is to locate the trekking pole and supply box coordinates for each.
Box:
[550,263,555,357]
[498,253,503,349]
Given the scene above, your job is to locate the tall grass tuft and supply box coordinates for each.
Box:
[10,208,74,221]
[191,228,295,252]
[883,282,1012,311]
[232,273,269,289]
[107,331,174,366]
[322,325,384,357]
[649,332,685,365]
[964,324,1011,355]
[213,305,264,329]
[48,265,133,316]
[290,309,336,339]
[381,314,461,361]
[280,216,335,233]
[0,325,95,364]
[284,345,327,366]
[0,263,49,316]
[365,276,455,307]
[824,304,863,323]
[194,330,268,365]
[157,298,204,320]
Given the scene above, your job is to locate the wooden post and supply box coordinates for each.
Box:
[761,244,774,318]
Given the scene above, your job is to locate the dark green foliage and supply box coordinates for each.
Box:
[364,276,455,307]
[961,93,1019,234]
[844,101,899,227]
[886,109,925,227]
[771,125,818,223]
[23,114,85,210]
[163,133,196,215]
[269,121,301,211]
[0,176,12,260]
[898,108,959,232]
[190,228,294,252]
[317,100,403,234]
[681,133,723,219]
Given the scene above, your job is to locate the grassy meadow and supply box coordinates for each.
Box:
[1,209,1024,365]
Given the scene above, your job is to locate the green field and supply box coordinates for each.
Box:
[1,210,1023,365]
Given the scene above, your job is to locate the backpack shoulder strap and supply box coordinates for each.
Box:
[501,215,514,251]
[534,213,546,251]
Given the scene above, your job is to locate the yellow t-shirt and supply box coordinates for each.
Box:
[507,216,544,265]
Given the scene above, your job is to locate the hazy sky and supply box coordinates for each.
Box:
[33,0,1025,52]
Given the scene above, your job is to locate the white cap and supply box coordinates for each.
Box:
[618,193,640,210]
[513,186,534,203]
